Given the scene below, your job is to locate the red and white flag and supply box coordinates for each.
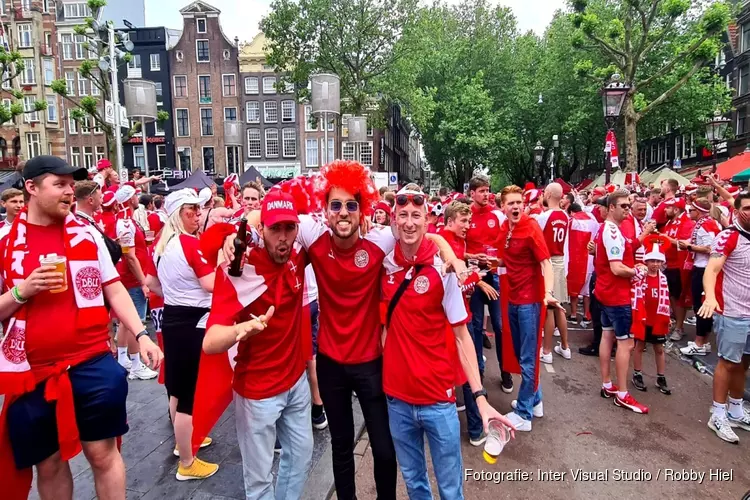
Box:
[605,130,620,169]
[564,211,598,298]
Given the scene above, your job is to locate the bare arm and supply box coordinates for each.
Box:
[124,251,147,285]
[0,265,65,322]
[610,261,636,278]
[145,274,163,297]
[204,324,239,354]
[698,255,725,318]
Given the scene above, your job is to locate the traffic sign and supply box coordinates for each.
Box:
[119,168,128,183]
[388,172,398,187]
[104,100,115,125]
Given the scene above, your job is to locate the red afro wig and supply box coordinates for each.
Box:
[320,160,379,216]
[276,175,324,215]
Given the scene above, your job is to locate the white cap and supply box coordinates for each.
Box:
[114,185,136,204]
[198,187,213,206]
[92,173,105,189]
[644,242,666,263]
[165,189,203,217]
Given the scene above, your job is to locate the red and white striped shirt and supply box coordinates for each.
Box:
[713,226,750,319]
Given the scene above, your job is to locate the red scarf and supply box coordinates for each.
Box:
[684,216,721,269]
[497,215,545,389]
[631,271,670,339]
[1,208,110,500]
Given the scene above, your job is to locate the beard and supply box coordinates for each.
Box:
[268,244,291,264]
[331,218,358,239]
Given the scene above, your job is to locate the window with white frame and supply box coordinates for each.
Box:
[196,40,209,62]
[174,75,187,97]
[77,74,88,96]
[68,110,78,134]
[46,95,57,122]
[263,77,276,94]
[247,129,261,158]
[133,146,144,168]
[2,99,11,111]
[178,147,191,170]
[26,133,40,158]
[360,142,373,166]
[688,133,696,157]
[203,147,215,171]
[21,58,35,84]
[197,18,207,33]
[649,143,656,164]
[71,147,81,166]
[43,59,54,85]
[81,115,90,133]
[224,107,237,122]
[175,108,189,136]
[1,71,11,90]
[244,77,258,94]
[674,135,682,160]
[154,82,162,102]
[155,119,165,136]
[61,34,73,60]
[342,142,355,160]
[74,35,86,60]
[83,146,93,169]
[157,144,167,168]
[0,0,5,14]
[305,139,318,167]
[91,72,100,95]
[127,54,141,78]
[304,105,317,131]
[21,0,31,11]
[200,108,213,136]
[320,138,334,164]
[223,50,230,61]
[327,118,334,132]
[65,71,75,95]
[222,74,236,96]
[94,123,102,134]
[95,146,105,161]
[264,101,277,123]
[226,146,239,174]
[246,101,260,123]
[64,2,91,18]
[150,53,160,71]
[281,101,295,122]
[657,141,664,163]
[265,129,279,157]
[282,129,296,157]
[199,75,211,102]
[23,97,38,122]
[17,24,31,48]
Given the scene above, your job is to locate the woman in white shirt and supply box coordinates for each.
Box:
[148,189,219,481]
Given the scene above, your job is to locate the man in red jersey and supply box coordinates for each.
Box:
[465,175,512,393]
[649,178,679,229]
[594,189,648,414]
[699,193,750,444]
[661,197,694,341]
[535,183,571,363]
[0,156,162,500]
[222,162,464,500]
[620,196,656,264]
[382,186,510,498]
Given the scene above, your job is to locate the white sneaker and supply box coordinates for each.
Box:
[684,316,697,326]
[539,350,553,364]
[679,342,711,356]
[511,399,543,418]
[669,329,684,341]
[504,411,532,432]
[129,364,158,380]
[708,414,739,444]
[482,354,487,363]
[728,407,750,432]
[579,320,592,328]
[554,343,572,360]
[553,327,560,337]
[118,357,132,371]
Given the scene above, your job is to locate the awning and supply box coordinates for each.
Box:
[574,178,593,190]
[553,178,572,193]
[716,152,750,181]
[732,167,750,183]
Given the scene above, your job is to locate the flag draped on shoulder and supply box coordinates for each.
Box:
[564,211,598,297]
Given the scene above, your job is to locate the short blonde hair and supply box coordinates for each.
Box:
[444,201,470,224]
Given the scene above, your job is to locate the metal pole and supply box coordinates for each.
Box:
[712,141,718,174]
[605,143,612,185]
[109,22,123,171]
[323,111,328,165]
[141,116,150,192]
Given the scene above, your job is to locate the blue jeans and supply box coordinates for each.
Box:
[461,383,482,440]
[508,303,542,421]
[469,273,503,374]
[234,373,313,500]
[387,396,463,500]
[126,286,147,322]
[600,304,632,340]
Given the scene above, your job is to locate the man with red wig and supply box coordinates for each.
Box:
[223,160,464,500]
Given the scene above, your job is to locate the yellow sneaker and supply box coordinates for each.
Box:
[173,437,213,457]
[175,457,219,481]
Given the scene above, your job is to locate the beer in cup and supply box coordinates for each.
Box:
[120,231,133,254]
[485,246,499,271]
[145,230,155,244]
[39,253,67,294]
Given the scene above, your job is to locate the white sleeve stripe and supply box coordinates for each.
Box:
[442,272,468,324]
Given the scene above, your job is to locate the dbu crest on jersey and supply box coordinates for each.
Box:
[354,249,369,268]
[413,276,430,294]
[487,219,495,228]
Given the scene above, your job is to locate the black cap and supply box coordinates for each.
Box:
[23,155,88,182]
[595,195,609,207]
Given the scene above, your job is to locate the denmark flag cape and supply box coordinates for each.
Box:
[564,211,598,297]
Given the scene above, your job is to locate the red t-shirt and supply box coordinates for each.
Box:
[594,220,636,307]
[116,217,149,289]
[498,219,550,305]
[534,209,569,257]
[99,211,117,240]
[381,245,468,404]
[147,211,165,235]
[466,204,505,255]
[644,274,660,327]
[207,247,310,400]
[0,223,120,367]
[663,213,694,269]
[297,215,395,364]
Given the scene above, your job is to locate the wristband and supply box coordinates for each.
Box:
[135,330,149,341]
[11,286,27,304]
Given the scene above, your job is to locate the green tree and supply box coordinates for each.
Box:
[0,21,48,126]
[260,0,418,117]
[572,0,732,170]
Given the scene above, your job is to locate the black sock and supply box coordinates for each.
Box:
[312,403,323,418]
[657,374,665,379]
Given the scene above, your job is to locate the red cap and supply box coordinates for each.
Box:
[664,197,686,210]
[97,158,112,171]
[261,191,299,226]
[101,191,116,207]
[374,201,391,214]
[593,186,606,195]
[727,185,741,196]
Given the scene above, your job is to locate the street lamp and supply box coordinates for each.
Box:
[310,73,340,166]
[601,73,630,184]
[123,79,157,191]
[705,110,731,173]
[551,134,559,182]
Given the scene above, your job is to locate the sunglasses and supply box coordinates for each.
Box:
[617,203,631,209]
[395,194,425,207]
[329,200,359,213]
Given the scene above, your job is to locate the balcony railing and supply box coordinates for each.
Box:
[40,43,53,56]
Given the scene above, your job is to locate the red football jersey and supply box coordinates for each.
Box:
[594,220,635,307]
[534,209,569,257]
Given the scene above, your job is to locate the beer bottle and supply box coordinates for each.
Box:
[228,217,248,277]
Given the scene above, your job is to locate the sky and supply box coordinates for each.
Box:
[146,0,567,44]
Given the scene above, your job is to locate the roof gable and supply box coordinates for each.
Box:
[179,0,221,15]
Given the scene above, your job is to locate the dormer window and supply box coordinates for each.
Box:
[197,18,207,33]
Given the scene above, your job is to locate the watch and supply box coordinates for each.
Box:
[472,388,488,401]
[135,330,149,341]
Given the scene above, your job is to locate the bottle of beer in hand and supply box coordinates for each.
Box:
[228,217,248,277]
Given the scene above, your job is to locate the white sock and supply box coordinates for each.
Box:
[129,353,142,371]
[117,347,128,362]
[602,381,613,390]
[728,397,744,419]
[617,391,627,399]
[712,401,727,420]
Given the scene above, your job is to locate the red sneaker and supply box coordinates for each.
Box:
[600,384,619,399]
[614,393,649,414]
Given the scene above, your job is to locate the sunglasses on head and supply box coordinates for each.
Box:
[395,193,425,207]
[329,200,359,213]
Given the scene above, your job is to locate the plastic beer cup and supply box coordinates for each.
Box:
[39,253,67,294]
